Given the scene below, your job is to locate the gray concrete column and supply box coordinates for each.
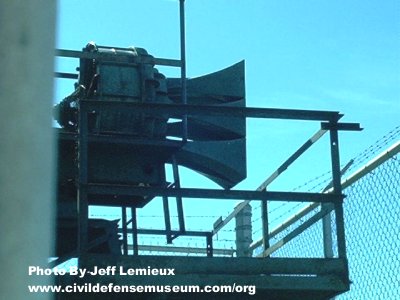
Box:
[0,1,56,299]
[235,203,252,257]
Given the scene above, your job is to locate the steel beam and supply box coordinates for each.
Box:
[80,100,343,122]
[119,228,211,237]
[321,122,362,131]
[57,130,185,147]
[55,49,181,67]
[258,129,329,191]
[54,72,78,79]
[86,184,344,203]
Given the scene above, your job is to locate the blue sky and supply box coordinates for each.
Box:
[55,0,399,236]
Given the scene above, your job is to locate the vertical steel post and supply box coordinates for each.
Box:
[122,206,128,255]
[261,200,270,256]
[162,196,173,243]
[206,233,213,257]
[131,207,139,256]
[172,157,186,233]
[77,102,89,255]
[329,124,347,259]
[179,0,188,141]
[322,160,353,258]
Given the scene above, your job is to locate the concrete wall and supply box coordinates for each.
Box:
[0,1,56,299]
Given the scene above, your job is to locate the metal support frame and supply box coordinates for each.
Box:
[70,99,359,262]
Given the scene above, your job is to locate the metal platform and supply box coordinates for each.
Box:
[56,255,349,300]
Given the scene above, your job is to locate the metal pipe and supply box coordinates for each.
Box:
[340,140,400,191]
[179,0,188,141]
[128,245,235,256]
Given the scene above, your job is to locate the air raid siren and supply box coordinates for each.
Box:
[54,42,246,254]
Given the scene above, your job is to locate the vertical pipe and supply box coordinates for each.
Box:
[179,0,188,141]
[0,2,56,299]
[77,103,89,255]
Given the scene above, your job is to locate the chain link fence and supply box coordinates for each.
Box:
[339,152,400,299]
[258,126,400,299]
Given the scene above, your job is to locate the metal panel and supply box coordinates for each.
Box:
[98,64,141,97]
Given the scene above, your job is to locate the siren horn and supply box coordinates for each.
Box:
[166,61,247,188]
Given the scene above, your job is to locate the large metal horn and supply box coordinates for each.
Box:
[166,61,247,188]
